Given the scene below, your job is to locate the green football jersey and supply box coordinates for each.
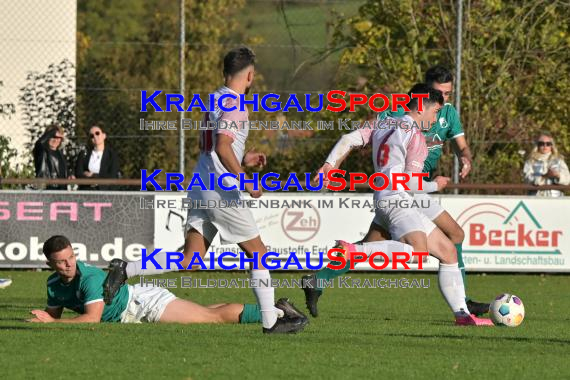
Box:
[46,260,129,322]
[377,103,464,179]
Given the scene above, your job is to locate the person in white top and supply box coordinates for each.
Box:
[75,125,120,190]
[523,132,570,197]
[304,83,492,326]
[103,47,308,334]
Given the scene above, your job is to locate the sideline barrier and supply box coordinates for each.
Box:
[0,191,567,271]
[0,191,153,268]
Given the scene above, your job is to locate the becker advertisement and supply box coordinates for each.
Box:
[441,197,568,272]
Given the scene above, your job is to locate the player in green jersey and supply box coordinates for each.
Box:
[302,66,489,317]
[379,65,472,180]
[28,235,307,328]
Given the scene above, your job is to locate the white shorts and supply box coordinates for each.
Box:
[373,193,436,240]
[120,284,177,323]
[184,187,259,244]
[413,193,445,221]
[185,205,259,245]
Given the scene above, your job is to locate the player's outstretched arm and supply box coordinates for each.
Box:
[405,174,449,193]
[313,130,366,184]
[313,163,334,185]
[432,176,451,191]
[28,306,63,322]
[452,136,472,179]
[28,301,104,323]
[406,172,440,193]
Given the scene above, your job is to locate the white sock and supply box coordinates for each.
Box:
[126,251,179,277]
[355,241,414,256]
[251,270,277,328]
[438,263,470,317]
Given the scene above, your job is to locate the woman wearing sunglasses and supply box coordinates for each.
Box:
[75,125,120,190]
[523,132,570,196]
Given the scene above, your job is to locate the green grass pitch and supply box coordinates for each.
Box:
[1,270,569,379]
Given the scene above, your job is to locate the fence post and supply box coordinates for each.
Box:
[453,0,463,194]
[179,0,186,175]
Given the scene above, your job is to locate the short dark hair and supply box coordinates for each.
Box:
[407,82,444,112]
[223,47,256,77]
[425,65,453,87]
[43,235,72,259]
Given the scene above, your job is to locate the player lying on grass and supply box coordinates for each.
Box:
[304,67,489,317]
[28,235,307,327]
[104,46,305,334]
[302,83,492,326]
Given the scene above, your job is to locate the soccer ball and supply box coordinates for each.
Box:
[489,294,525,327]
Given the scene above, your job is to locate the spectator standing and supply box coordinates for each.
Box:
[75,125,120,190]
[33,125,72,190]
[523,132,570,197]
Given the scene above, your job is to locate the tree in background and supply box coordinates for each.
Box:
[326,0,570,186]
[19,59,79,166]
[76,0,248,178]
[0,81,20,179]
[0,135,17,176]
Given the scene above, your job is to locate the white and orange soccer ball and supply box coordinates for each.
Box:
[490,294,525,327]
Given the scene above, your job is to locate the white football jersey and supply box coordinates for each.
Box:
[358,115,428,199]
[192,86,249,200]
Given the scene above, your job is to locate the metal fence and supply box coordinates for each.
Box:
[0,0,568,194]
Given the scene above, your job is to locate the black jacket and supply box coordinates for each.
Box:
[33,129,69,190]
[75,145,120,190]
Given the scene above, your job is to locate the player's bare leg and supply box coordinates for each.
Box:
[364,223,427,264]
[160,299,245,323]
[160,297,306,325]
[433,212,464,245]
[205,303,276,319]
[238,235,308,333]
[432,211,489,315]
[179,228,212,270]
[399,230,428,253]
[237,235,268,270]
[206,304,230,308]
